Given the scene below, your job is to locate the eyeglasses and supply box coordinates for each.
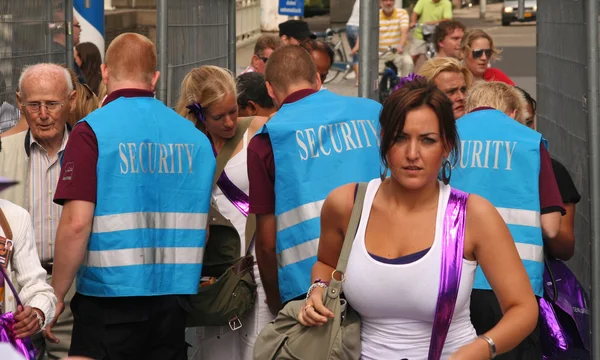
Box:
[22,101,64,114]
[472,49,492,59]
[259,56,268,63]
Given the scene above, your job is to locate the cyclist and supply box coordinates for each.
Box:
[409,0,453,65]
[379,0,413,78]
[432,19,466,59]
[278,20,316,45]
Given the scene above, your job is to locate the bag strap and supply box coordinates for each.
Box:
[333,182,368,281]
[212,117,254,187]
[544,254,559,302]
[0,207,13,240]
[428,188,468,360]
[0,208,23,307]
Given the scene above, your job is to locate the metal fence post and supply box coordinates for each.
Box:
[156,0,168,104]
[228,0,237,73]
[359,0,379,100]
[586,0,600,355]
[479,0,486,20]
[517,0,525,20]
[65,0,74,70]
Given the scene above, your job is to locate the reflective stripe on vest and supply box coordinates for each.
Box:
[93,212,208,233]
[266,90,383,303]
[452,109,545,296]
[80,97,215,297]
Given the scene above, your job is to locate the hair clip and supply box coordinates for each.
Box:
[392,73,426,93]
[186,102,205,124]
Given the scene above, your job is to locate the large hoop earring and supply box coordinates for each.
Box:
[441,158,452,185]
[380,162,388,182]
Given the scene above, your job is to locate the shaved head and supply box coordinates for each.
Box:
[18,63,73,99]
[105,33,157,84]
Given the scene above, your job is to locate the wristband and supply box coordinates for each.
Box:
[479,334,497,359]
[314,279,330,286]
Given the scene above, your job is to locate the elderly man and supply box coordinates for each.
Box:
[50,33,214,359]
[378,0,414,77]
[418,57,472,119]
[0,63,75,359]
[0,174,56,353]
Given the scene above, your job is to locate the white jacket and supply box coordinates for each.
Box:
[0,131,28,208]
[0,198,56,328]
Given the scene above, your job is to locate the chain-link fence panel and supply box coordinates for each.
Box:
[537,0,591,289]
[0,0,68,132]
[164,0,231,108]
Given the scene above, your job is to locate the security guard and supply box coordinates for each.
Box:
[248,45,382,313]
[450,81,564,359]
[50,33,215,359]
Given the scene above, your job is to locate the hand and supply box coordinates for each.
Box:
[449,337,490,360]
[351,46,359,55]
[297,286,334,327]
[409,22,417,29]
[43,300,65,344]
[396,45,404,54]
[13,305,42,339]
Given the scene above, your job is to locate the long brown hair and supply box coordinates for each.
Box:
[379,77,459,167]
[76,42,102,94]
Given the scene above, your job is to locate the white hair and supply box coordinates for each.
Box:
[18,63,73,96]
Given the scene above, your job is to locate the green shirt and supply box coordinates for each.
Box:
[413,0,453,40]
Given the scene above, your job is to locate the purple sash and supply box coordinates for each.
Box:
[428,188,468,360]
[0,266,37,360]
[212,147,249,218]
[540,258,590,359]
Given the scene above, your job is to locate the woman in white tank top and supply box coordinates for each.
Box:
[298,77,539,359]
[176,66,273,360]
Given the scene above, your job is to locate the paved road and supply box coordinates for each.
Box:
[323,5,537,99]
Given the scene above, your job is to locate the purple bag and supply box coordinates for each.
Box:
[0,266,38,360]
[540,257,590,360]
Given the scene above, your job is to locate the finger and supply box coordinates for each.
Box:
[305,305,329,324]
[43,327,60,343]
[298,309,319,327]
[310,297,334,318]
[14,307,31,322]
[14,317,39,338]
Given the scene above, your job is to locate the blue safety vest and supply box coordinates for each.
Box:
[264,90,382,303]
[78,96,215,297]
[450,109,545,296]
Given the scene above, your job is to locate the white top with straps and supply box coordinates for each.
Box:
[211,130,252,257]
[343,178,478,360]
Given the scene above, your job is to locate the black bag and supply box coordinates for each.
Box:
[186,117,258,329]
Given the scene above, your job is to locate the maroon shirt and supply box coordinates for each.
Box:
[54,89,155,205]
[469,107,564,214]
[248,89,318,214]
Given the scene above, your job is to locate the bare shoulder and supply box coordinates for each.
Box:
[248,116,269,137]
[466,193,510,242]
[322,183,359,230]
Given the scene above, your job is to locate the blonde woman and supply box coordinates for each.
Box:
[419,57,472,119]
[461,29,514,85]
[68,83,99,127]
[175,65,270,360]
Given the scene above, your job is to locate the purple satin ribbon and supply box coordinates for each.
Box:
[0,266,37,360]
[428,188,468,360]
[212,146,249,217]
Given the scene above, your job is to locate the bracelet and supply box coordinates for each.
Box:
[33,309,45,330]
[479,335,497,359]
[314,279,330,286]
[306,282,328,299]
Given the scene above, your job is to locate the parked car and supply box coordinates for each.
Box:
[502,0,537,26]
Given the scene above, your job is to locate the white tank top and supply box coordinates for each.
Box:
[347,0,360,27]
[343,179,478,360]
[211,130,253,257]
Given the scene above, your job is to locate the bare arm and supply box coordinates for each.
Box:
[452,195,538,359]
[541,211,562,243]
[399,27,409,50]
[255,213,282,315]
[545,203,576,260]
[51,200,95,302]
[410,11,419,28]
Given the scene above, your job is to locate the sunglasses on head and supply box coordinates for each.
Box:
[472,49,492,59]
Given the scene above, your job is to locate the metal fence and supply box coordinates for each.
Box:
[537,0,592,289]
[0,0,69,120]
[157,0,236,108]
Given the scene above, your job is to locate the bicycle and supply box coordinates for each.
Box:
[378,47,400,104]
[415,23,437,60]
[314,28,353,84]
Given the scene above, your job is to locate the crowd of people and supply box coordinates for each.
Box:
[0,0,584,359]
